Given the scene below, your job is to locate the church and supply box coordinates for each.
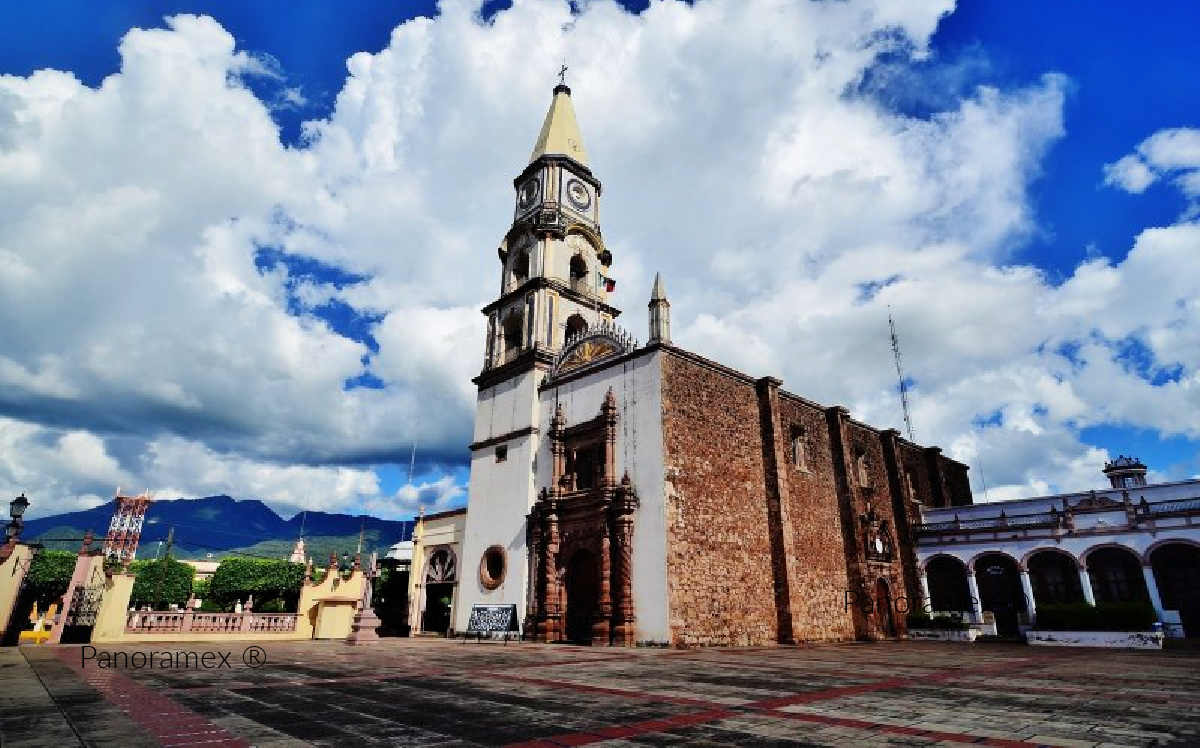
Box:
[454,82,973,646]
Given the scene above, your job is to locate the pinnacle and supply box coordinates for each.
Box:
[650,272,667,302]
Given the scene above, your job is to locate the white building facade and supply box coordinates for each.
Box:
[915,457,1200,637]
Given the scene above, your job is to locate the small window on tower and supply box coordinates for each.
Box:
[512,250,529,285]
[495,445,508,463]
[566,314,588,341]
[569,254,588,289]
[503,312,523,357]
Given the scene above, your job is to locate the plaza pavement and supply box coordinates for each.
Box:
[2,638,1198,747]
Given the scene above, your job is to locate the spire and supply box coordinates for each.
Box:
[650,272,666,301]
[529,84,589,167]
[648,272,671,345]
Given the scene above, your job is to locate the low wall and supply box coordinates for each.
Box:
[0,544,35,635]
[90,567,365,644]
[1027,630,1164,649]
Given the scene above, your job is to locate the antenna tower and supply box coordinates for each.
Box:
[888,311,916,441]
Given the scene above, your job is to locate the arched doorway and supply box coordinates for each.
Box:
[1027,550,1084,606]
[875,578,895,636]
[421,548,456,635]
[975,553,1026,636]
[1151,543,1200,637]
[926,556,971,616]
[565,549,599,644]
[1087,546,1149,604]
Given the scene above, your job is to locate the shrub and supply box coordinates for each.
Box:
[130,558,194,609]
[1035,602,1157,631]
[192,578,210,601]
[905,612,969,630]
[208,558,304,612]
[906,612,932,629]
[24,550,77,609]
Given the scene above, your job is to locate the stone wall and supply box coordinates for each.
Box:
[659,346,972,646]
[772,395,856,642]
[660,352,779,646]
[836,416,911,639]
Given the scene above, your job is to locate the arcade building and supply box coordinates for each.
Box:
[453,83,972,646]
[916,456,1200,638]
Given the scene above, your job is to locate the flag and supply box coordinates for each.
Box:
[598,272,616,292]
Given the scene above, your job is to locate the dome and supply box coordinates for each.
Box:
[385,539,413,562]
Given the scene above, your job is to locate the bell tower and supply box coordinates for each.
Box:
[460,82,619,630]
[481,82,619,375]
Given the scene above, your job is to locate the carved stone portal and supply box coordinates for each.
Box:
[526,389,638,645]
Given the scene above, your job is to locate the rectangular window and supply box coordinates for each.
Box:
[525,295,536,349]
[495,445,508,463]
[546,295,555,346]
[486,313,497,366]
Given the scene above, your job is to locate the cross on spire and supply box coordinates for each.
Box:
[558,62,568,86]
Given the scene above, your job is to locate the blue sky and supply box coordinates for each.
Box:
[0,0,1197,519]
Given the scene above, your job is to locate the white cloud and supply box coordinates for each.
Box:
[1103,127,1200,209]
[0,1,1195,519]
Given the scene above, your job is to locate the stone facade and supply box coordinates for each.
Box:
[659,347,971,645]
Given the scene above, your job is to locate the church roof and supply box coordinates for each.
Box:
[529,84,589,167]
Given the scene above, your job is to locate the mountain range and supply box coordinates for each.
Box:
[22,495,415,562]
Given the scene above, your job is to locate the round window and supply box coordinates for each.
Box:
[480,545,507,590]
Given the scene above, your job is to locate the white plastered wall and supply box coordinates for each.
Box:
[455,367,543,632]
[537,349,670,642]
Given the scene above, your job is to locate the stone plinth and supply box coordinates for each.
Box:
[347,606,383,645]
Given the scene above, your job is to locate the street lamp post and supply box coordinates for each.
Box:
[2,493,31,562]
[6,493,29,539]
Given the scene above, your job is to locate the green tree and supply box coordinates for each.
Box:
[24,550,76,608]
[208,558,305,612]
[192,577,210,600]
[130,558,194,609]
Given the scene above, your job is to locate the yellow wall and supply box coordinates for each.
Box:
[90,567,365,644]
[0,544,35,635]
[313,601,357,638]
[90,573,135,643]
[408,513,467,633]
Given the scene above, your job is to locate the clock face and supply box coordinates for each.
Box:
[517,178,540,210]
[565,178,592,211]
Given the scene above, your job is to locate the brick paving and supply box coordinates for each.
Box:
[3,639,1199,747]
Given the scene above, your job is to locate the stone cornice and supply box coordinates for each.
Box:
[468,426,539,452]
[473,347,554,390]
[480,276,622,318]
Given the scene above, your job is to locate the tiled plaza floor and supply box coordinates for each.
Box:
[3,638,1198,747]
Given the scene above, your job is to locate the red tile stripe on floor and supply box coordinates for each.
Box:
[52,648,251,747]
[501,650,1077,747]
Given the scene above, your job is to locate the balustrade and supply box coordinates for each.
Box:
[125,609,298,634]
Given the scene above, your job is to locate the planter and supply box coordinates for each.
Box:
[1027,630,1163,649]
[907,628,979,642]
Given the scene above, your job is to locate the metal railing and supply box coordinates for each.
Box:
[916,494,1200,534]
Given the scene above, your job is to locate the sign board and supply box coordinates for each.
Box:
[465,604,520,638]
